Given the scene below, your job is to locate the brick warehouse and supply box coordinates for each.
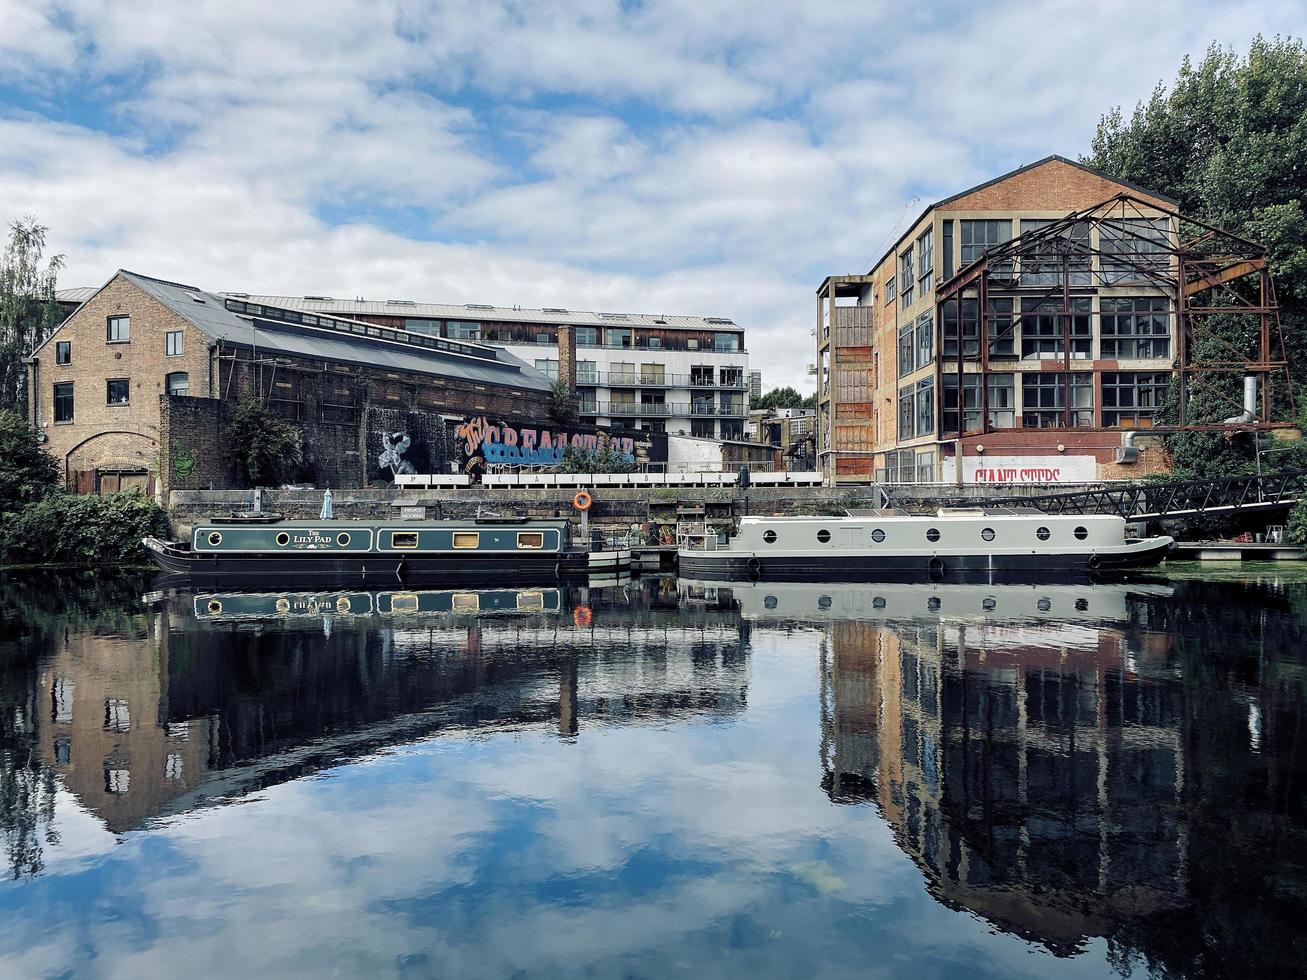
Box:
[24,270,626,495]
[815,155,1295,486]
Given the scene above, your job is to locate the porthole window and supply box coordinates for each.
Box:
[764,595,778,609]
[927,597,941,612]
[982,596,997,611]
[337,596,353,613]
[1073,526,1089,540]
[871,528,885,543]
[207,531,222,547]
[207,599,223,614]
[762,529,777,544]
[275,597,290,613]
[926,528,940,543]
[872,596,886,609]
[1037,597,1052,612]
[1036,526,1051,541]
[816,528,831,544]
[818,595,832,609]
[337,532,351,547]
[980,527,995,542]
[275,531,290,546]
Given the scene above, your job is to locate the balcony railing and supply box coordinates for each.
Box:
[581,402,747,417]
[577,371,747,388]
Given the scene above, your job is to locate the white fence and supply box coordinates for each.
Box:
[394,470,824,490]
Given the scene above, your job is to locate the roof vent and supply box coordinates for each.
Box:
[223,291,250,299]
[599,313,629,320]
[542,307,568,314]
[704,317,734,325]
[187,292,207,304]
[386,299,416,306]
[304,295,333,301]
[465,303,494,311]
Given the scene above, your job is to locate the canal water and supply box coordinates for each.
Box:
[1,569,1306,977]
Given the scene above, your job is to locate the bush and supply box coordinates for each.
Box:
[1286,499,1307,547]
[0,490,169,567]
[226,400,302,487]
[0,409,57,515]
[555,443,635,474]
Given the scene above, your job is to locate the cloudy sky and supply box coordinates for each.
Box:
[1,0,1300,390]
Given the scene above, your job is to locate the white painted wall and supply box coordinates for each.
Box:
[667,435,725,473]
[940,454,1099,485]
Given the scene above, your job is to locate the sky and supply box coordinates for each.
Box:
[1,0,1302,391]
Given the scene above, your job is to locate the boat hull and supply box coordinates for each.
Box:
[677,537,1173,582]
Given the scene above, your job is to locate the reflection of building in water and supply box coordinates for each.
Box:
[819,589,1188,954]
[21,583,749,836]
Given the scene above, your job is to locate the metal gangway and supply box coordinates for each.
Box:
[990,469,1307,521]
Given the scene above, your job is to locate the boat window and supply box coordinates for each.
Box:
[453,532,480,549]
[871,528,885,543]
[980,527,995,542]
[1037,597,1052,611]
[517,591,545,610]
[275,598,291,613]
[391,594,419,612]
[872,596,886,609]
[927,597,941,611]
[517,532,545,550]
[207,599,223,614]
[337,532,351,547]
[1074,525,1089,540]
[275,532,290,546]
[817,529,831,543]
[764,595,778,609]
[207,531,222,546]
[982,596,997,610]
[818,595,832,609]
[452,593,480,611]
[762,530,777,544]
[1036,526,1051,541]
[336,596,353,613]
[926,528,941,543]
[391,531,419,549]
[1074,598,1089,611]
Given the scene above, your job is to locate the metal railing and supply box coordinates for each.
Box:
[577,371,747,388]
[581,401,747,417]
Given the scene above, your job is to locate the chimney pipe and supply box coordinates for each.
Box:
[1224,375,1259,425]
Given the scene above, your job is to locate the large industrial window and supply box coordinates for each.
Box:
[899,246,914,308]
[917,228,933,298]
[960,220,1011,264]
[1102,371,1171,426]
[1020,297,1091,359]
[1101,297,1171,358]
[165,372,189,396]
[1022,372,1092,427]
[516,532,545,549]
[165,330,184,356]
[898,385,914,440]
[942,374,982,433]
[943,298,1013,358]
[942,220,954,279]
[897,380,934,439]
[897,321,914,378]
[53,382,73,423]
[915,311,933,369]
[106,315,131,343]
[452,532,480,549]
[55,341,71,364]
[1101,217,1171,284]
[106,379,130,405]
[1019,219,1091,286]
[987,374,1016,428]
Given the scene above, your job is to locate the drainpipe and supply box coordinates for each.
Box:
[1223,375,1259,425]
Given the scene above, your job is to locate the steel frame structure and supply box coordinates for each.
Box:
[935,193,1296,435]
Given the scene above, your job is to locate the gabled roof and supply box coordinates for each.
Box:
[43,271,555,392]
[864,154,1179,277]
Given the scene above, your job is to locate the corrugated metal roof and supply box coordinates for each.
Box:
[122,272,554,391]
[231,293,742,331]
[55,286,98,304]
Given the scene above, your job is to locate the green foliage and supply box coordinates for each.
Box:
[1085,36,1307,472]
[750,386,808,411]
[0,217,63,415]
[555,442,636,474]
[225,399,302,487]
[0,490,169,567]
[549,379,577,425]
[0,409,57,516]
[1286,499,1307,545]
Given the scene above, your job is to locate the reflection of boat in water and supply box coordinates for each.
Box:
[144,518,630,584]
[192,588,562,621]
[677,511,1173,582]
[685,579,1174,624]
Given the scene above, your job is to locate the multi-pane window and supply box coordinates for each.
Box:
[534,358,559,379]
[987,373,1015,428]
[942,220,954,279]
[55,341,71,364]
[165,371,189,396]
[446,321,480,340]
[690,419,714,437]
[640,363,665,384]
[574,327,599,346]
[165,330,184,356]
[897,385,914,440]
[53,382,73,423]
[1101,297,1171,358]
[106,315,130,342]
[713,332,738,352]
[942,298,1014,358]
[897,379,934,439]
[612,361,636,383]
[607,327,631,347]
[1102,371,1171,426]
[898,321,914,378]
[1022,372,1093,428]
[900,312,933,375]
[899,247,915,308]
[915,311,933,369]
[942,374,982,433]
[1020,297,1091,359]
[578,391,597,413]
[1019,219,1091,286]
[404,318,439,335]
[917,228,933,298]
[960,220,1011,264]
[576,360,598,384]
[106,379,130,405]
[1101,217,1171,283]
[885,276,896,305]
[647,337,661,349]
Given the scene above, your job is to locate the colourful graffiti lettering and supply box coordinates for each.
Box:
[455,416,637,467]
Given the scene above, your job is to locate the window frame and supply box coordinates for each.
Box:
[452,532,480,549]
[55,340,71,364]
[165,371,190,396]
[106,378,131,406]
[516,531,546,550]
[106,315,131,343]
[165,330,184,357]
[53,381,74,423]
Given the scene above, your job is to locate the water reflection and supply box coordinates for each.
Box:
[1,573,1306,976]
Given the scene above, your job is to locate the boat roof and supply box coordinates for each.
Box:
[741,511,1120,523]
[195,519,569,528]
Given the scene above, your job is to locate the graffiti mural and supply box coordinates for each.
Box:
[378,432,417,477]
[366,408,452,485]
[455,416,638,468]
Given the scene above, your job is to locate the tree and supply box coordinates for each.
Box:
[0,218,64,415]
[0,409,58,516]
[554,442,636,474]
[225,400,302,487]
[549,379,577,425]
[1084,37,1307,471]
[750,386,806,411]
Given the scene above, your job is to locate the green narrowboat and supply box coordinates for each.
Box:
[191,588,562,621]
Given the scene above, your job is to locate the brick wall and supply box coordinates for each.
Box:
[946,158,1172,212]
[159,395,236,493]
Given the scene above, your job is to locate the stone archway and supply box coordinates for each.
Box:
[64,430,159,496]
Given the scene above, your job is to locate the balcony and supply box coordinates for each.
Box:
[576,371,748,389]
[582,402,746,418]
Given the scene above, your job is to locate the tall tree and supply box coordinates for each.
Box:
[1084,36,1307,471]
[750,386,808,411]
[0,218,64,416]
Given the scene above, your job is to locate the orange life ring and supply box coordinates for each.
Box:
[573,605,593,627]
[573,490,593,511]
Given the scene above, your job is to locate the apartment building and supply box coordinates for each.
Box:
[817,156,1191,485]
[238,296,751,441]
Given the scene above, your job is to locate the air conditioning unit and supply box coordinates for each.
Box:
[1114,447,1138,464]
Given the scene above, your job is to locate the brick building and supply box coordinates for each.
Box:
[27,270,565,494]
[817,156,1193,486]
